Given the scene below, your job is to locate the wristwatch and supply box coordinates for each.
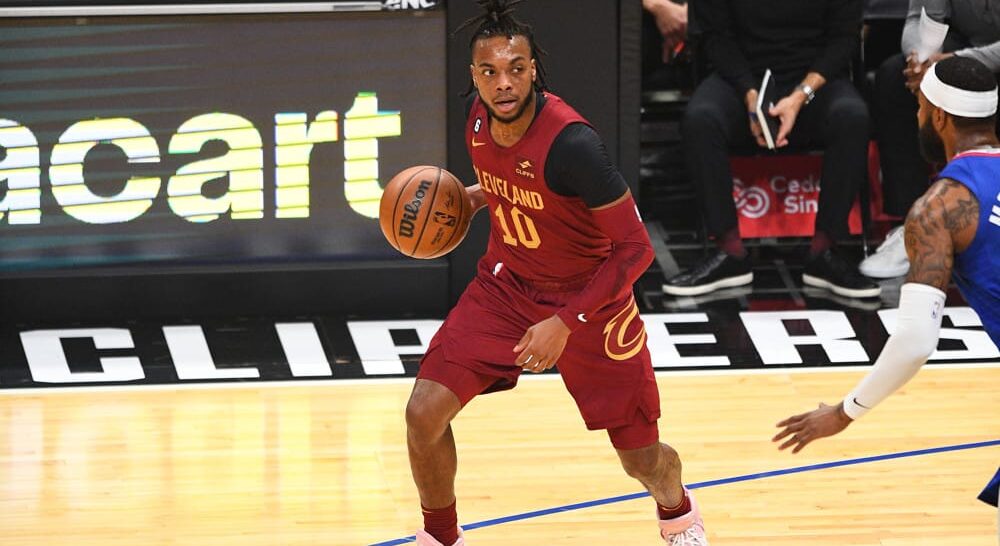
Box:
[796,83,816,104]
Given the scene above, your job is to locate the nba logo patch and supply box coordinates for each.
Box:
[433,211,457,226]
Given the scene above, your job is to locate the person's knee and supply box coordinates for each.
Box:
[405,399,448,441]
[828,99,871,138]
[405,383,457,441]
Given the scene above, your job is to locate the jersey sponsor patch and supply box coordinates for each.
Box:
[515,156,536,179]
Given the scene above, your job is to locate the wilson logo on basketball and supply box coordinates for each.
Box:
[515,157,536,179]
[602,296,647,361]
[397,179,433,238]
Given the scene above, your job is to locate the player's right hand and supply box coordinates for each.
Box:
[513,315,570,373]
[772,401,853,453]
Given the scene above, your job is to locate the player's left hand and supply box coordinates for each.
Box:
[769,94,804,148]
[772,401,853,453]
[513,315,571,373]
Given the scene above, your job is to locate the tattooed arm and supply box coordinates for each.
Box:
[773,178,980,452]
[904,178,980,289]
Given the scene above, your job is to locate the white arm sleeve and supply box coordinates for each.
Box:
[842,283,947,420]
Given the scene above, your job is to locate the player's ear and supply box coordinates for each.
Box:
[932,105,948,132]
[531,58,537,82]
[469,64,478,89]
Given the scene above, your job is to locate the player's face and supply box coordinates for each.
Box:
[470,35,537,124]
[917,92,948,164]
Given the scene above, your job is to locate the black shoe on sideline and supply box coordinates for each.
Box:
[663,250,753,297]
[803,249,881,299]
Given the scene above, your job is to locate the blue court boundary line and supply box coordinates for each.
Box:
[371,438,1000,546]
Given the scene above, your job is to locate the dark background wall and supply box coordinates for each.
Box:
[0,0,640,321]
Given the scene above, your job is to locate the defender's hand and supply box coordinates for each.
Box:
[514,315,571,373]
[773,402,853,453]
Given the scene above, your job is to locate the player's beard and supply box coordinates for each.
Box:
[918,118,948,164]
[483,91,534,124]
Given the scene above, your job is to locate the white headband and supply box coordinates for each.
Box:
[920,62,998,117]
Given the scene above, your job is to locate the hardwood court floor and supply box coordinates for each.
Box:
[0,365,997,545]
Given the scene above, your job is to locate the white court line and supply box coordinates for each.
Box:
[0,361,997,395]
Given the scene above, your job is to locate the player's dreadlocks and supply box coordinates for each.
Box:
[454,0,550,94]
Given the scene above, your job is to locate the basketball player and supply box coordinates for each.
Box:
[772,55,1000,534]
[403,1,708,544]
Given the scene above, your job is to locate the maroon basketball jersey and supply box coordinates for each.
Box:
[466,93,613,284]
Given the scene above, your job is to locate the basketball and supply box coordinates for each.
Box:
[379,165,473,259]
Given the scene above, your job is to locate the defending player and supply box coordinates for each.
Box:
[403,1,709,544]
[772,55,1000,532]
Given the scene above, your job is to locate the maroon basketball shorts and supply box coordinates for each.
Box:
[417,260,661,450]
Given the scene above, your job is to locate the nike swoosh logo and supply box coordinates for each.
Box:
[577,313,588,323]
[472,139,486,147]
[852,397,872,409]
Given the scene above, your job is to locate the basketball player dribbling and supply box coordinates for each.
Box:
[403,1,709,544]
[773,55,1000,539]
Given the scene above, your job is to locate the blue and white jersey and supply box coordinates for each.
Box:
[937,149,1000,348]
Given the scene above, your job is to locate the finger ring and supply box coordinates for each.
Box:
[524,354,533,364]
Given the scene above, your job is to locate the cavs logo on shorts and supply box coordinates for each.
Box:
[602,295,647,361]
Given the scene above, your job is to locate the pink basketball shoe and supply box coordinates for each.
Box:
[414,528,465,546]
[658,489,708,545]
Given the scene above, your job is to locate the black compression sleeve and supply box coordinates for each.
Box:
[545,123,629,208]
